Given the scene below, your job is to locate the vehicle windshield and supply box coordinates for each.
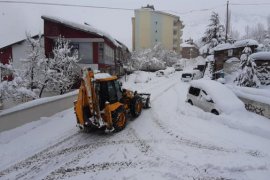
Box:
[182,73,192,78]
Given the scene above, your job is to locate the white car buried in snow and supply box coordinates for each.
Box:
[186,79,245,115]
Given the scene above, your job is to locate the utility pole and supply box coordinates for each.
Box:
[225,1,229,42]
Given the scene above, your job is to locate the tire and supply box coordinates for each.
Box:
[211,109,219,115]
[130,96,143,117]
[187,99,193,105]
[112,106,127,132]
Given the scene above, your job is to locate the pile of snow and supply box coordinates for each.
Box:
[250,52,270,61]
[163,67,175,75]
[134,71,152,83]
[234,39,259,48]
[228,85,270,105]
[190,80,245,114]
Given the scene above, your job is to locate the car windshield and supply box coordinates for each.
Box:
[182,73,192,78]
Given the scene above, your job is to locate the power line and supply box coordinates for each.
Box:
[163,5,225,15]
[231,3,270,6]
[0,0,134,11]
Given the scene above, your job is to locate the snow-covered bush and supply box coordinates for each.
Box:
[0,62,36,103]
[234,47,261,88]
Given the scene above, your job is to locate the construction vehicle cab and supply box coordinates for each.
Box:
[74,68,150,132]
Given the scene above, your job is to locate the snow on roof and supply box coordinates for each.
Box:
[250,52,270,61]
[94,73,112,80]
[214,43,235,51]
[190,79,245,113]
[41,15,120,47]
[0,34,43,49]
[234,39,259,48]
[206,55,214,62]
[180,43,196,48]
[225,57,240,63]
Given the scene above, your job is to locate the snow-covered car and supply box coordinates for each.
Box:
[156,70,165,77]
[181,72,193,82]
[181,70,202,82]
[186,79,245,115]
[173,63,183,71]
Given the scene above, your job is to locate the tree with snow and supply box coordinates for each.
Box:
[45,36,80,95]
[234,47,260,88]
[21,33,47,92]
[263,34,270,51]
[201,12,226,55]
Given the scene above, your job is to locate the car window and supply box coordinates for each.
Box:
[188,86,200,96]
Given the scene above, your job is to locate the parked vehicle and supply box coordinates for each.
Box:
[181,72,193,82]
[173,63,183,71]
[181,70,202,82]
[186,79,245,115]
[156,67,175,77]
[156,70,165,77]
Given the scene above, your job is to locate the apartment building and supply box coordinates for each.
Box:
[132,5,184,53]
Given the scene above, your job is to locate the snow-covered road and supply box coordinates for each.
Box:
[1,72,270,180]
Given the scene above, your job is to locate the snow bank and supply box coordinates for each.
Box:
[227,85,270,105]
[190,80,245,113]
[134,71,152,83]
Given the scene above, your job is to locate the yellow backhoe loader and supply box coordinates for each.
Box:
[74,68,151,132]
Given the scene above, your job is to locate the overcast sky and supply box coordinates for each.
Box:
[0,0,270,49]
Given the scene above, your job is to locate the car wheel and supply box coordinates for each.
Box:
[187,99,193,105]
[211,109,219,115]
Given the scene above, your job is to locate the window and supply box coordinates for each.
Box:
[104,44,115,65]
[155,21,158,25]
[173,29,177,35]
[98,43,104,63]
[228,49,233,57]
[188,87,200,96]
[107,81,118,103]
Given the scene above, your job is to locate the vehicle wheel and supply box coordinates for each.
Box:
[130,97,143,117]
[112,106,127,132]
[187,99,193,105]
[211,109,219,115]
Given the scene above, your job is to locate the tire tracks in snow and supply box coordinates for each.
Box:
[42,127,154,179]
[0,131,81,179]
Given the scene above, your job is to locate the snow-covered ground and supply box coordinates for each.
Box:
[1,71,270,180]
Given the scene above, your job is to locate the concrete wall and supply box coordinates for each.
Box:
[238,96,270,119]
[0,92,78,133]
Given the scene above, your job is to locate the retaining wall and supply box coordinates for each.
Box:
[0,91,78,132]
